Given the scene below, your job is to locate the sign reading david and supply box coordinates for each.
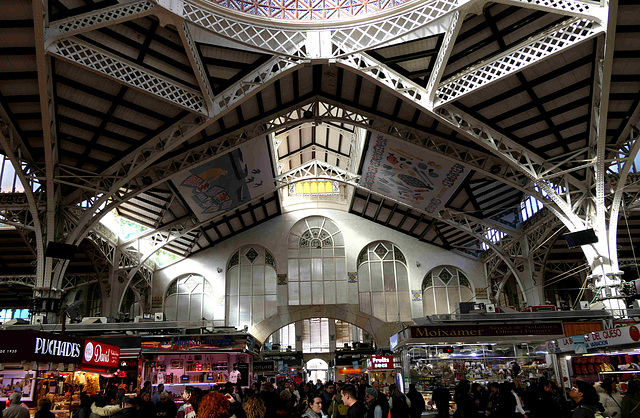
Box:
[82,340,120,368]
[360,132,468,214]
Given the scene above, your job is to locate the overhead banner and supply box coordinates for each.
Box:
[83,340,120,368]
[0,330,84,364]
[547,324,640,353]
[173,140,274,222]
[360,132,468,214]
[410,323,564,339]
[253,361,275,373]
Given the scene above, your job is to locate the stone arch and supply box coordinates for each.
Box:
[250,305,400,347]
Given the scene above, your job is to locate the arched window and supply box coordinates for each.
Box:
[357,241,411,322]
[164,274,214,321]
[288,217,346,305]
[421,266,474,315]
[226,246,277,328]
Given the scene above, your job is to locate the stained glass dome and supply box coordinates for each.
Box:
[210,0,409,20]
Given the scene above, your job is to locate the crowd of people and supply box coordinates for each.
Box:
[447,376,640,418]
[39,379,426,418]
[5,376,640,418]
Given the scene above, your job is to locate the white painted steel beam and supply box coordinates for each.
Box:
[435,17,603,107]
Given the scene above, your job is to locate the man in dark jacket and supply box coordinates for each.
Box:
[342,384,366,418]
[432,382,452,418]
[408,384,426,418]
[372,382,390,418]
[111,397,137,418]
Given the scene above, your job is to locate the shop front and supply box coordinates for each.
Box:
[393,322,563,400]
[140,334,259,399]
[364,355,397,386]
[0,330,119,416]
[546,323,640,388]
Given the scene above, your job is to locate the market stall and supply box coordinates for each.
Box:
[364,355,397,386]
[140,333,259,401]
[392,322,563,405]
[546,323,640,388]
[0,331,119,417]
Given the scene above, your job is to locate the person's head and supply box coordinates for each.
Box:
[341,384,358,407]
[122,397,135,409]
[488,382,499,393]
[39,398,52,411]
[628,378,640,397]
[391,384,403,397]
[372,381,381,393]
[280,389,293,404]
[325,382,335,394]
[571,380,598,404]
[183,386,196,403]
[143,381,151,389]
[93,394,107,408]
[409,383,416,392]
[262,382,274,392]
[160,392,169,402]
[9,392,21,405]
[309,395,323,414]
[157,384,164,393]
[601,377,617,395]
[198,392,231,418]
[106,393,118,405]
[141,391,151,402]
[80,394,92,408]
[365,388,378,404]
[242,395,266,418]
[455,380,471,396]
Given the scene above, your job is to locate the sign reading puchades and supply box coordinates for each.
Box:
[366,356,394,370]
[547,324,640,353]
[360,132,468,214]
[82,340,120,368]
[173,139,274,222]
[0,330,83,364]
[410,323,564,339]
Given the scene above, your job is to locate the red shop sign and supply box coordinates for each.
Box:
[366,356,394,370]
[83,340,120,368]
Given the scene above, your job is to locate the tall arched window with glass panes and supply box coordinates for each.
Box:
[357,241,411,322]
[226,245,277,328]
[288,217,346,305]
[421,266,474,315]
[164,274,214,321]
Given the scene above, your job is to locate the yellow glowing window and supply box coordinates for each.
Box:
[292,181,337,195]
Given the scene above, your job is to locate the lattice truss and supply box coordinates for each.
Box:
[275,160,361,188]
[50,0,155,36]
[435,18,603,106]
[437,106,588,227]
[50,38,206,113]
[0,276,36,287]
[484,208,562,301]
[340,53,429,109]
[330,0,458,56]
[181,2,306,56]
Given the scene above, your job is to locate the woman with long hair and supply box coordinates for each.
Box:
[301,394,323,418]
[197,392,233,418]
[597,378,622,418]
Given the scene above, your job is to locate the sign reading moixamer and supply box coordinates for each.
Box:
[410,323,564,339]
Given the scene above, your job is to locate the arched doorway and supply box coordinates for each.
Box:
[306,358,328,384]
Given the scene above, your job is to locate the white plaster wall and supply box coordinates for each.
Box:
[153,209,485,325]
